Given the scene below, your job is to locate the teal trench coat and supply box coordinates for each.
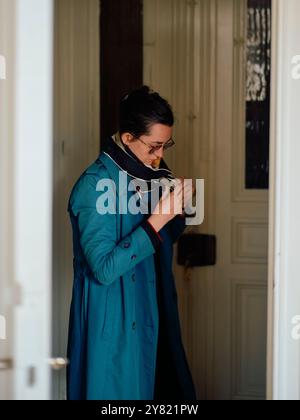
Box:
[67,152,196,400]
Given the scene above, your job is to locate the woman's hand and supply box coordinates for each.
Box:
[148,178,186,232]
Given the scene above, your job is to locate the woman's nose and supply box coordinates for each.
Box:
[154,147,164,159]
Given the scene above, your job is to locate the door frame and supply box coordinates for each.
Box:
[0,0,53,400]
[267,0,300,401]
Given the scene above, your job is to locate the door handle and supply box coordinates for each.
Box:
[0,358,69,371]
[0,358,13,370]
[48,357,69,371]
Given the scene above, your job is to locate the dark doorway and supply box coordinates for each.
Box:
[100,0,143,145]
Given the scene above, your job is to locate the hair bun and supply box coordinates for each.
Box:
[140,85,152,94]
[122,86,154,103]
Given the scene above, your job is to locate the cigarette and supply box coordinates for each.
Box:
[152,157,161,168]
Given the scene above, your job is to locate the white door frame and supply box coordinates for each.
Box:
[0,0,54,399]
[267,0,300,401]
[0,0,16,400]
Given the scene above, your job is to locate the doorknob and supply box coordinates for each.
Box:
[0,358,69,371]
[0,358,13,370]
[48,357,69,370]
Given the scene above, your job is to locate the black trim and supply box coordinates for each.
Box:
[140,220,162,249]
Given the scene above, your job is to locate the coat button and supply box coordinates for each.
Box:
[124,242,130,249]
[132,322,136,330]
[131,255,137,260]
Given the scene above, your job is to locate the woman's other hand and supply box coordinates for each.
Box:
[148,178,185,232]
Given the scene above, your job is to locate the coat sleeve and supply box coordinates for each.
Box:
[166,214,187,244]
[166,200,198,243]
[70,172,161,286]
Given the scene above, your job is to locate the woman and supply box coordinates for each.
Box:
[67,86,196,400]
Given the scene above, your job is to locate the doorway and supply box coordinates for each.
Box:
[53,0,271,400]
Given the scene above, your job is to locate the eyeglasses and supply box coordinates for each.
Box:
[133,136,175,154]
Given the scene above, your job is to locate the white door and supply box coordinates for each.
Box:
[144,0,268,399]
[214,0,268,399]
[0,0,54,400]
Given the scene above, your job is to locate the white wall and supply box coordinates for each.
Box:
[268,0,300,401]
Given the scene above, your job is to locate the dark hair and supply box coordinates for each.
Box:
[119,85,174,137]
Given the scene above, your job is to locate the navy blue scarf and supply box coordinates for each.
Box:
[102,134,175,183]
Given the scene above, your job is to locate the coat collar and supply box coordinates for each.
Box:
[98,151,129,197]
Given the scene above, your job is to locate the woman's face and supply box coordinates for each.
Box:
[121,123,173,167]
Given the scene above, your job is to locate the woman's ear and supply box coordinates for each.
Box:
[120,132,133,146]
